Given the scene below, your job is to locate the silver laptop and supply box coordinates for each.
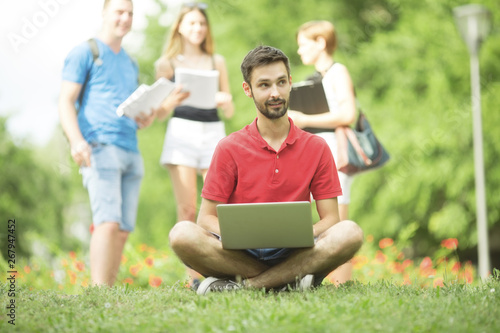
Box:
[216,201,314,250]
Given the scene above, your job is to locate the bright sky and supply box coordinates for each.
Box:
[0,0,179,146]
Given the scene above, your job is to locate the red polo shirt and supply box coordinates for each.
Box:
[202,117,342,203]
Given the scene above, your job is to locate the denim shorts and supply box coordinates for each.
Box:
[81,144,144,232]
[244,248,296,266]
[210,232,295,266]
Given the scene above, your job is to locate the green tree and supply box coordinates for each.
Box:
[0,118,71,259]
[348,0,500,259]
[129,0,500,266]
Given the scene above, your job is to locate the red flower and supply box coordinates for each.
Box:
[351,255,369,269]
[375,250,387,263]
[402,259,414,270]
[451,262,461,273]
[391,262,405,274]
[67,270,77,285]
[441,238,458,250]
[144,256,154,268]
[379,238,394,249]
[419,257,436,277]
[123,278,134,285]
[420,257,433,270]
[74,260,85,272]
[149,275,162,288]
[464,262,474,284]
[433,278,444,288]
[129,263,143,277]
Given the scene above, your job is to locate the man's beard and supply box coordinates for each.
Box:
[254,98,288,120]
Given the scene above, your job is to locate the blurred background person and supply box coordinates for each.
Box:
[58,0,155,286]
[154,2,234,289]
[289,20,357,285]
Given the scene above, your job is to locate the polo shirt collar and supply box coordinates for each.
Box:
[248,116,300,150]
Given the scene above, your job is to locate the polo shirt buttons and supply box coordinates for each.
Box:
[275,154,280,174]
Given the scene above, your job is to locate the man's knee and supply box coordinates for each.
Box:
[169,220,197,251]
[340,220,364,252]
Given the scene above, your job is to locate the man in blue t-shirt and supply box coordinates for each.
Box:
[58,0,155,286]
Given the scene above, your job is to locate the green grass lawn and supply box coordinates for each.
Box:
[2,278,499,333]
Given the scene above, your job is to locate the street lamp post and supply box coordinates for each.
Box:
[453,4,492,280]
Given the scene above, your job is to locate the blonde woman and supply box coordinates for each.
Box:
[289,20,357,285]
[155,2,234,288]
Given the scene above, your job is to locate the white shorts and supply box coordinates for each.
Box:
[160,117,226,171]
[316,131,354,205]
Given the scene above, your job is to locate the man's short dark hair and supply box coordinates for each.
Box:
[240,45,291,86]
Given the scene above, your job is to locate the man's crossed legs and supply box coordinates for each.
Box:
[169,219,363,293]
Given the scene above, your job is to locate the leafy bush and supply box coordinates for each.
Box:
[0,119,71,258]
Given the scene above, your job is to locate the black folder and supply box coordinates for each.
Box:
[288,80,333,133]
[289,80,329,115]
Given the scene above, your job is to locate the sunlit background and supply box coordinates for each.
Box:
[1,0,499,290]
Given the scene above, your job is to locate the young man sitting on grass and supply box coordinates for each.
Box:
[168,45,363,294]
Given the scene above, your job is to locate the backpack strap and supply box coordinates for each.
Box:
[88,38,100,63]
[77,38,100,111]
[131,56,139,84]
[77,38,139,111]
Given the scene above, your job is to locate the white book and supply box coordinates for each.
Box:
[175,68,219,109]
[116,77,176,118]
